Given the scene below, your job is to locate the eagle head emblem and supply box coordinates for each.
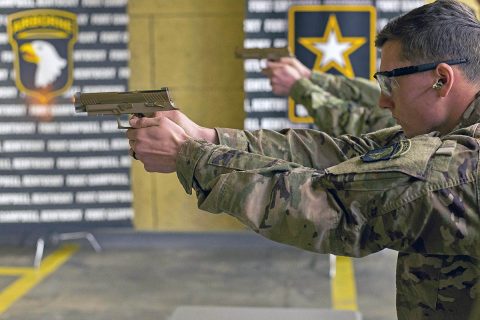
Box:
[20,40,67,88]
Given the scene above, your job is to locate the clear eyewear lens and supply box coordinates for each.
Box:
[377,76,400,97]
[375,75,392,96]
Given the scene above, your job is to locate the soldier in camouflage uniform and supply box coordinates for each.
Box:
[263,47,480,320]
[127,1,480,319]
[264,56,480,319]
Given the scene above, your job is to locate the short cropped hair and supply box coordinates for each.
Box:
[375,0,480,83]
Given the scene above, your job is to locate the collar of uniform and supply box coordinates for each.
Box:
[453,93,480,131]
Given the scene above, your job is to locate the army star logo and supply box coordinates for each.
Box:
[298,15,366,78]
[288,5,376,123]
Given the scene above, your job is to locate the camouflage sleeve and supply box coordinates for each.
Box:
[215,125,404,168]
[176,132,479,258]
[290,78,396,136]
[309,71,380,108]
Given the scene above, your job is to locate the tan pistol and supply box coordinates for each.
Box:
[74,88,176,129]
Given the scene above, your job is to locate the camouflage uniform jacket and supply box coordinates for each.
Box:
[176,93,480,319]
[290,72,395,136]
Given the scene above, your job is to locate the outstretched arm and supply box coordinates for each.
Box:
[265,57,381,107]
[290,78,395,136]
[131,110,404,169]
[175,135,479,258]
[309,71,380,109]
[127,114,480,258]
[263,58,395,135]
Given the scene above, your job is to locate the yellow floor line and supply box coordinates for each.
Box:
[331,256,358,311]
[0,244,79,314]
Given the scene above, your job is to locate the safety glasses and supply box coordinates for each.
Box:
[373,58,468,97]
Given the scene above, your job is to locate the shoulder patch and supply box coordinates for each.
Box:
[361,140,411,163]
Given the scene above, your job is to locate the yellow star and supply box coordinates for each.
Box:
[298,14,366,78]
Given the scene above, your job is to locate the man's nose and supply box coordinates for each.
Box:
[378,92,394,109]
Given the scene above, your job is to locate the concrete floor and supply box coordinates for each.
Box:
[0,230,397,320]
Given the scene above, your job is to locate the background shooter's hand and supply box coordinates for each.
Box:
[262,57,311,96]
[280,57,312,79]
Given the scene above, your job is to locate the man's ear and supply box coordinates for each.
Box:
[434,63,454,97]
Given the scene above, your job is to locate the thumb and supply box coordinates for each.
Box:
[278,57,295,64]
[153,109,179,118]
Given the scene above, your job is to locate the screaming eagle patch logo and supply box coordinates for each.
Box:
[7,9,78,103]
